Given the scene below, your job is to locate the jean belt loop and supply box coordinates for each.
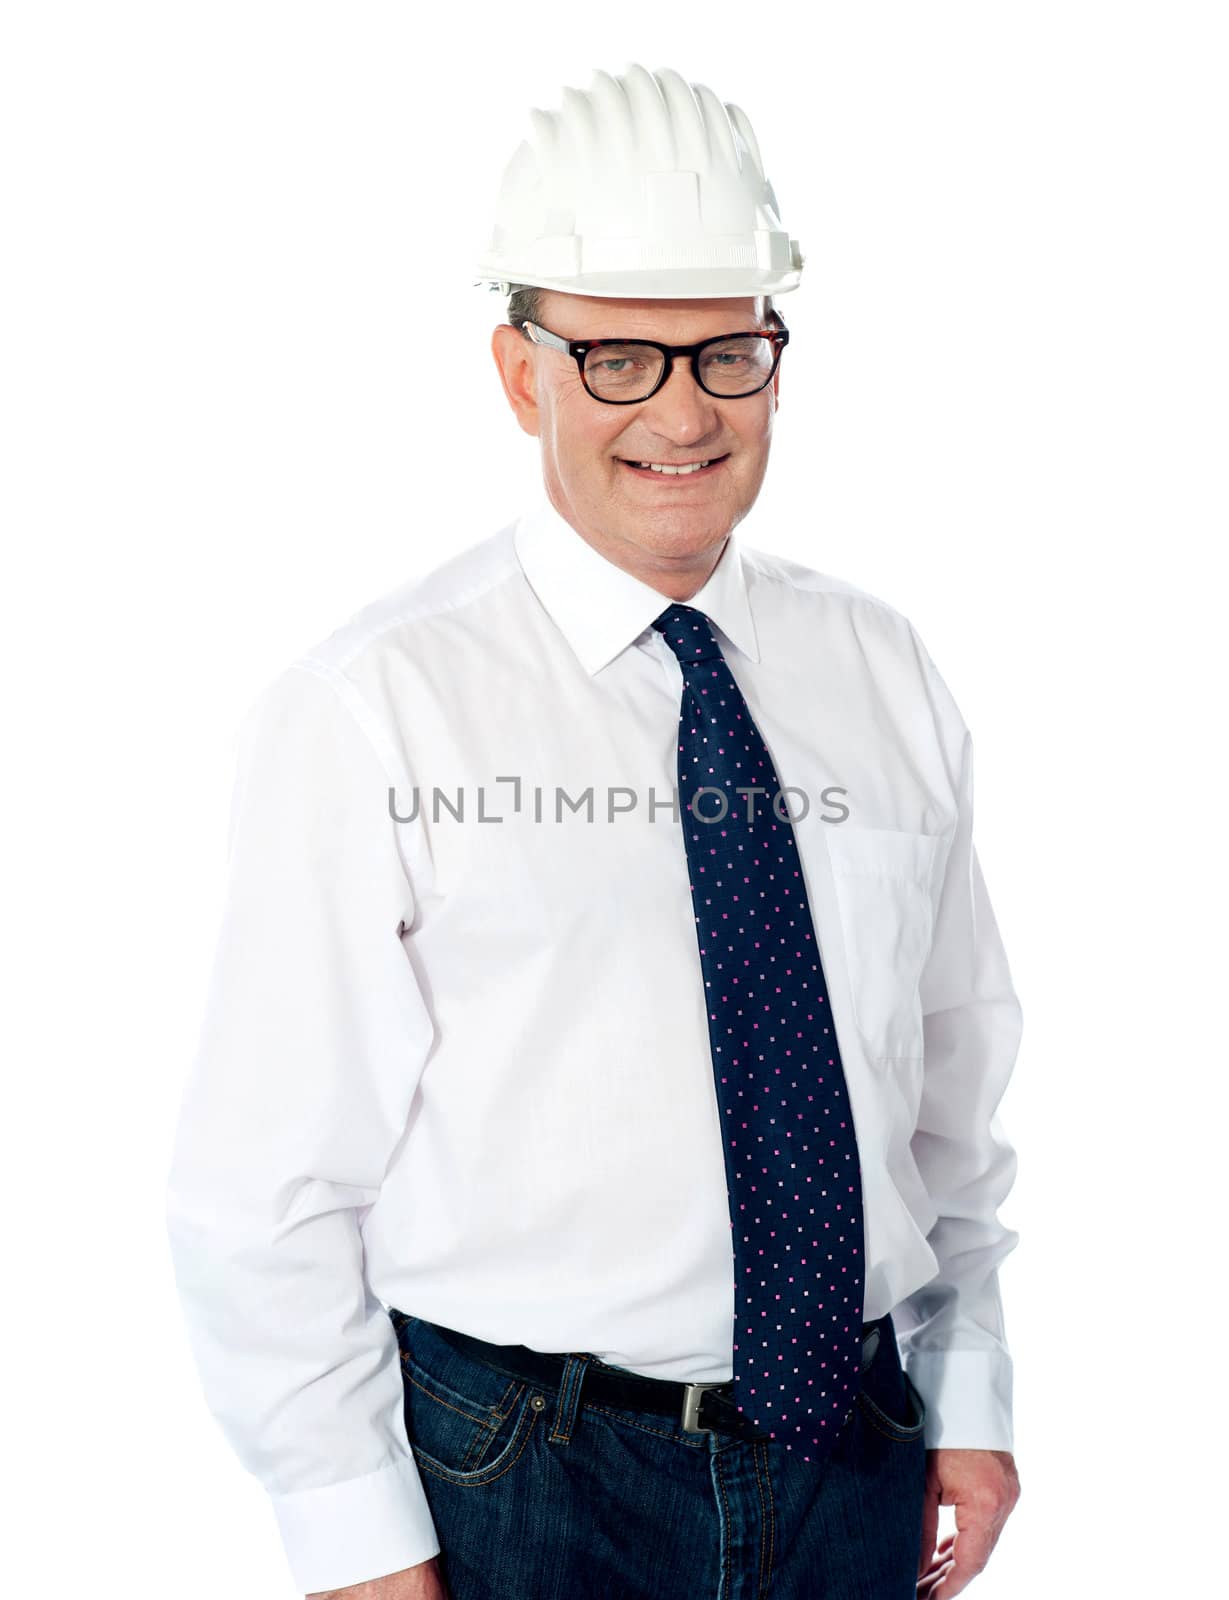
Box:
[546,1352,593,1446]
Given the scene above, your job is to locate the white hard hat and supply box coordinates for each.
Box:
[473,63,804,301]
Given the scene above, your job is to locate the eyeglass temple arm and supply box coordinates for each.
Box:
[519,321,569,353]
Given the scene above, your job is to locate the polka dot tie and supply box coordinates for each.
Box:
[653,602,867,1461]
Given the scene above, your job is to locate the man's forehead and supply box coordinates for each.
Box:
[537,289,766,334]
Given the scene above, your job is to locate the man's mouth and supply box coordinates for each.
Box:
[617,453,730,479]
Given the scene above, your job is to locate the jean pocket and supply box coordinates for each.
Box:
[856,1367,928,1443]
[390,1311,545,1485]
[824,827,942,1066]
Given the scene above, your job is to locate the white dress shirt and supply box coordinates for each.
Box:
[165,489,1023,1594]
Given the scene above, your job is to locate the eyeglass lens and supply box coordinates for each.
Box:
[583,336,776,400]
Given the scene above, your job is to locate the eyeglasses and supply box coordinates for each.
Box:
[519,312,789,404]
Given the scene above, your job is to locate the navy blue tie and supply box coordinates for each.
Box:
[654,602,867,1460]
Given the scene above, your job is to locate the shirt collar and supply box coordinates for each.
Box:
[513,490,761,677]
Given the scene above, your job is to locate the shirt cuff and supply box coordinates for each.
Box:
[268,1454,440,1594]
[903,1347,1015,1452]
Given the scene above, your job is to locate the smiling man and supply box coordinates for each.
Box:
[499,293,782,603]
[166,63,1023,1600]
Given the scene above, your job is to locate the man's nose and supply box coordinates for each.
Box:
[641,356,720,433]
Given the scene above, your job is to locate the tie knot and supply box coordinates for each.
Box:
[652,603,725,666]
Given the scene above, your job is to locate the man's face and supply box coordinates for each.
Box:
[491,290,781,585]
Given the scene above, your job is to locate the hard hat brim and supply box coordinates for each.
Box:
[474,265,802,300]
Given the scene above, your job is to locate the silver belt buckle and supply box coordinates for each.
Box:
[680,1381,727,1433]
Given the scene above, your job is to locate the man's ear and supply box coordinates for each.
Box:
[491,324,542,439]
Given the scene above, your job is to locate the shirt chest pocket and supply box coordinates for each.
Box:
[823,827,944,1066]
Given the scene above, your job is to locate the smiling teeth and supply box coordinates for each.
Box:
[636,460,710,474]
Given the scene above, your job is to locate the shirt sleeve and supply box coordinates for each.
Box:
[891,631,1024,1452]
[163,659,441,1594]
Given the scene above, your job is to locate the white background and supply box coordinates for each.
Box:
[3,3,1225,1595]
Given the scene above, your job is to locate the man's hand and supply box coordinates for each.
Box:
[917,1448,1020,1597]
[307,1554,448,1600]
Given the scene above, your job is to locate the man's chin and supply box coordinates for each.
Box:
[608,502,735,555]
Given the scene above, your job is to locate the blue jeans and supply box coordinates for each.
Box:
[389,1306,928,1599]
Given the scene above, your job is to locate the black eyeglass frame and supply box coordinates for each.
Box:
[518,311,790,404]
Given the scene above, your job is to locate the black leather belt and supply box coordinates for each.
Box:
[417,1314,885,1443]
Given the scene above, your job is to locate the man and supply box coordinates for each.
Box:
[166,63,1022,1600]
